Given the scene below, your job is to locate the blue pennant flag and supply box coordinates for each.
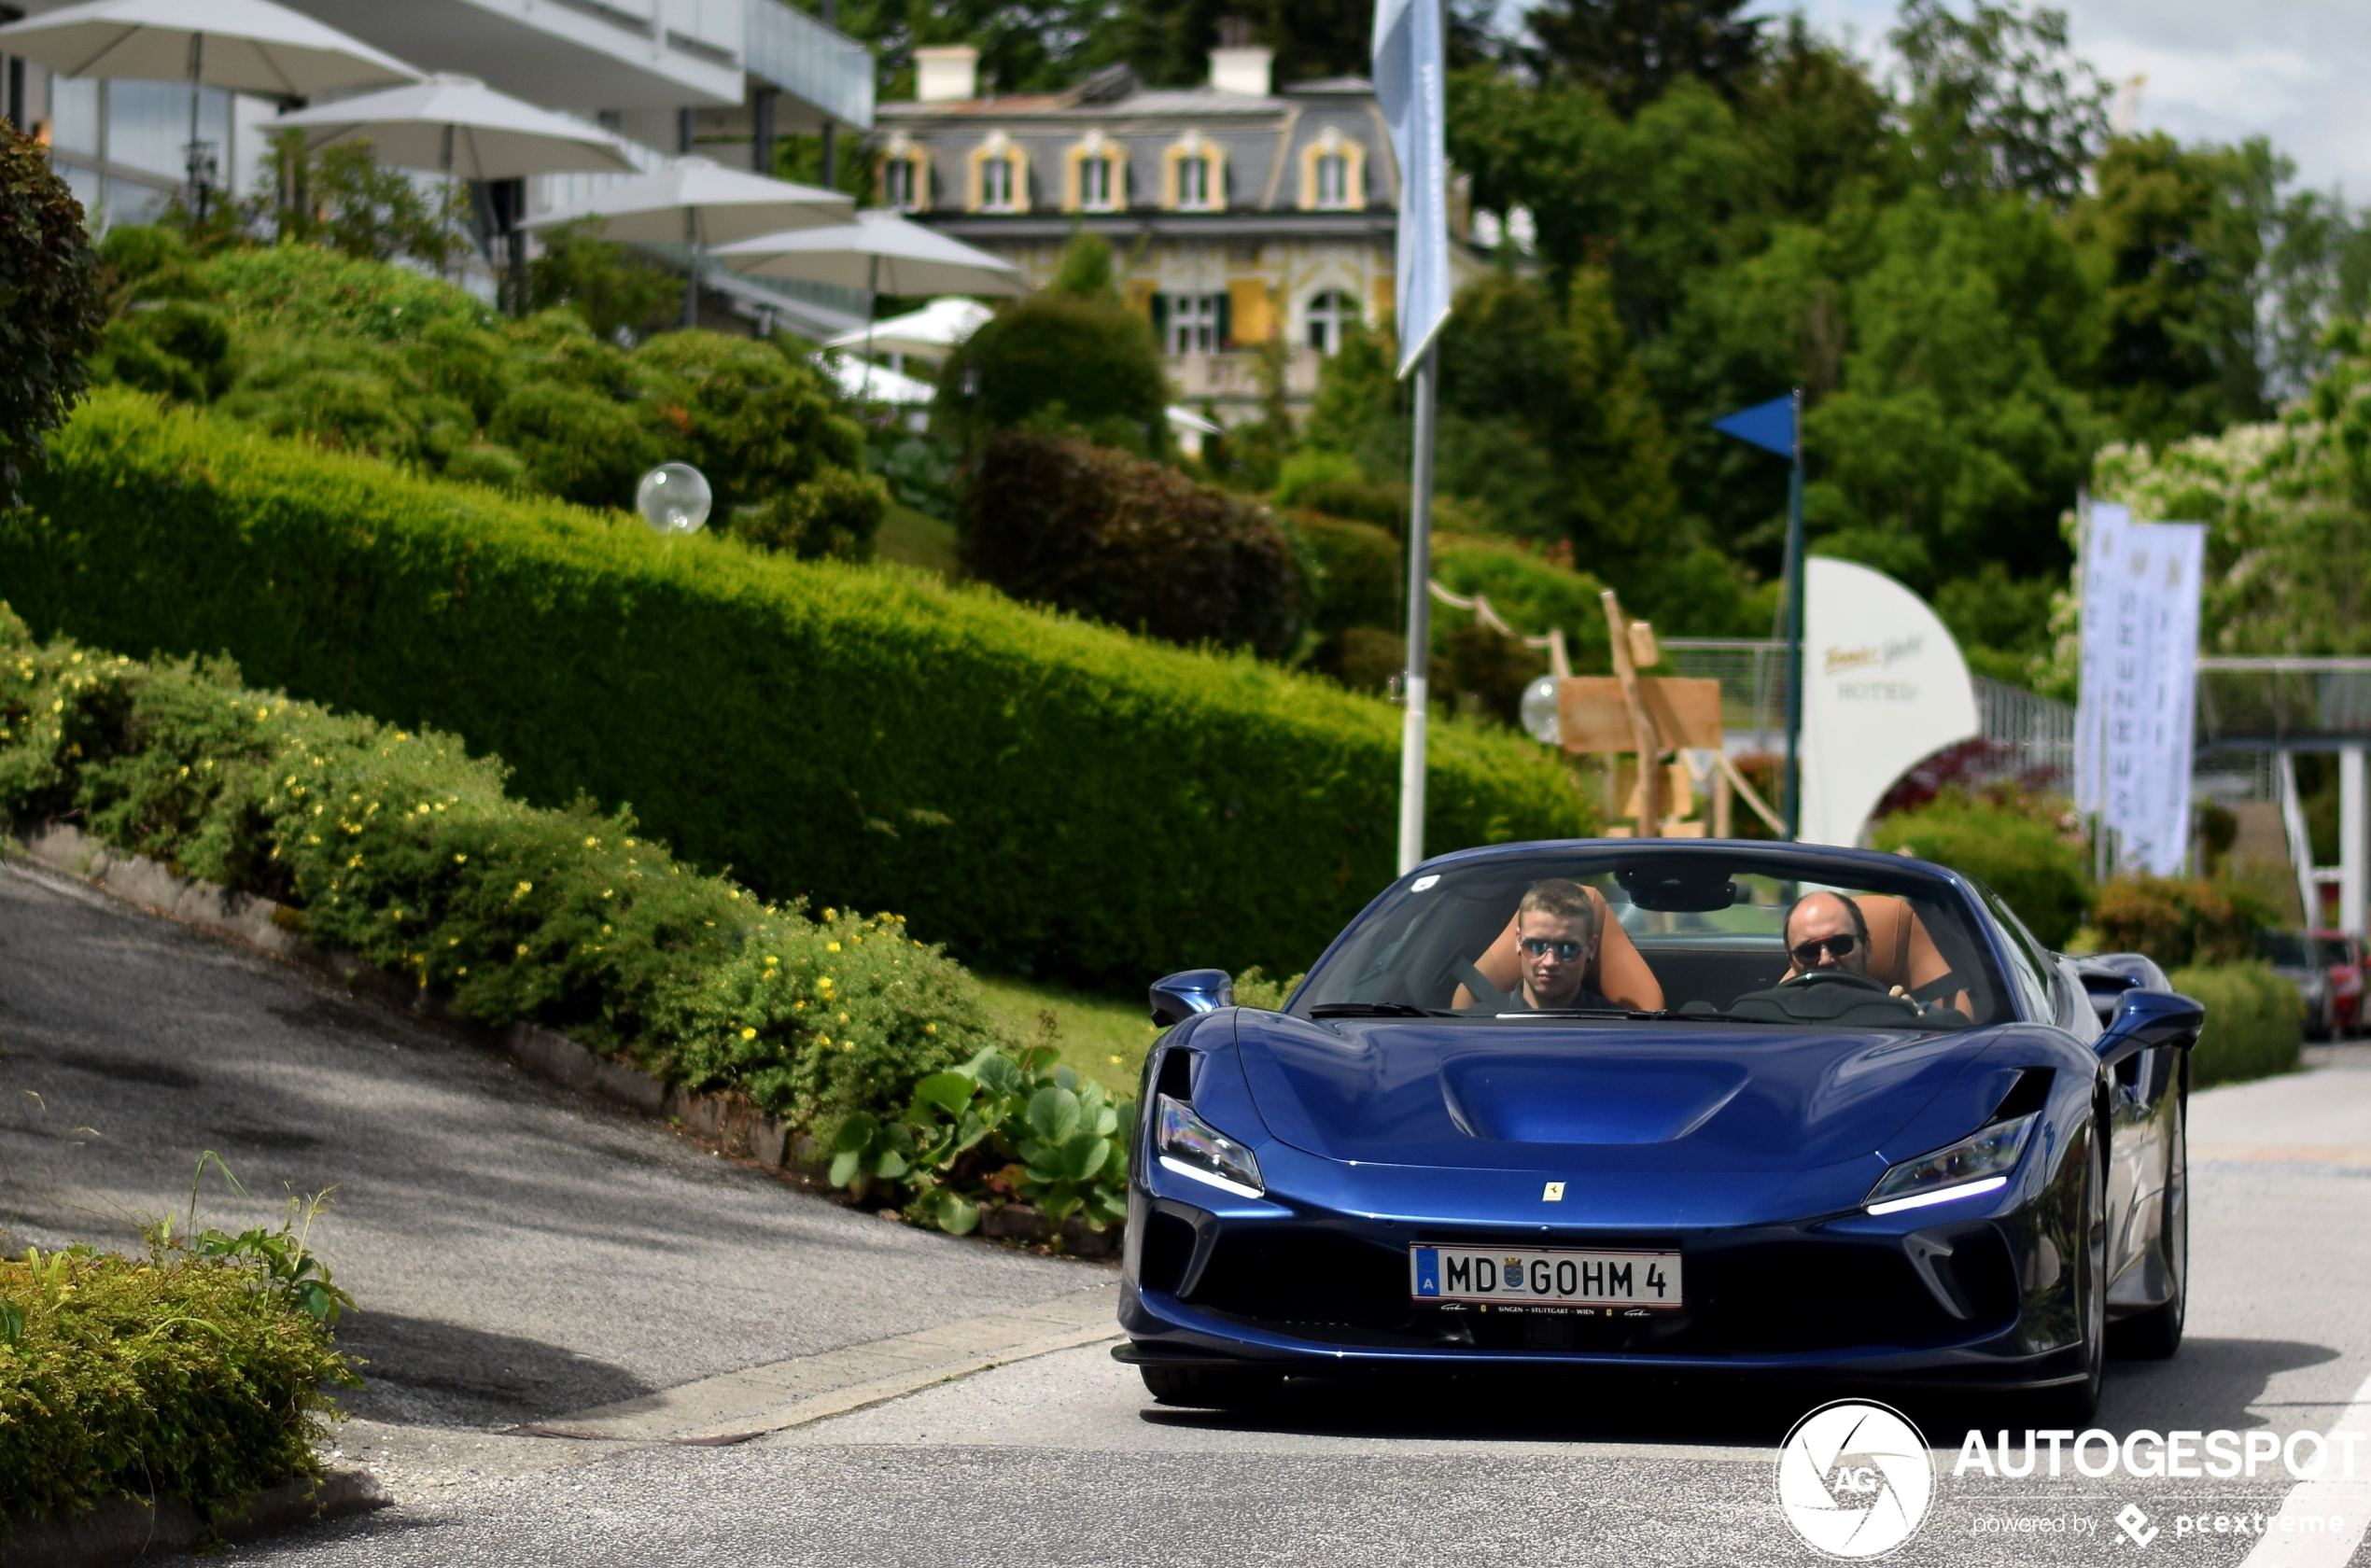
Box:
[1713,395,1796,459]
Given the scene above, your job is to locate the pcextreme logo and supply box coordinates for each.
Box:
[1775,1400,1936,1559]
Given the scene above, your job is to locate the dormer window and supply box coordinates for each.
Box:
[969,132,1028,214]
[1164,132,1228,212]
[1298,127,1367,212]
[1066,130,1126,214]
[884,158,920,210]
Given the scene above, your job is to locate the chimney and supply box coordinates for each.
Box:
[1210,45,1272,95]
[916,46,980,103]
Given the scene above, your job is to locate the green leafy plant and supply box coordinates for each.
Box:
[2168,960,2303,1086]
[830,1042,1132,1239]
[0,123,107,507]
[2090,874,2273,968]
[1873,790,2093,948]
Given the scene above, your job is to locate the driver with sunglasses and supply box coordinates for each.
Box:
[1511,879,1619,1011]
[1781,891,1874,982]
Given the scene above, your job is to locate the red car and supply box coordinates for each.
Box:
[2316,931,2364,1038]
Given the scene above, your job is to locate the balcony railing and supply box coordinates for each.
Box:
[746,0,875,131]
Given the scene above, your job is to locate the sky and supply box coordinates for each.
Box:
[1758,0,2371,198]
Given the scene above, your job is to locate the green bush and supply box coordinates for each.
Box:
[0,619,1008,1135]
[0,123,106,506]
[937,292,1168,458]
[1296,513,1401,639]
[3,392,1592,987]
[2091,874,2272,968]
[2168,961,2304,1087]
[958,431,1305,659]
[0,1232,355,1526]
[1872,792,2092,948]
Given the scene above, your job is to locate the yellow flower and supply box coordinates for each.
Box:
[826,941,841,954]
[823,908,837,922]
[584,835,599,847]
[740,1027,757,1040]
[837,1012,849,1023]
[764,956,779,967]
[454,853,468,863]
[924,1023,936,1034]
[1109,1055,1123,1065]
[515,944,529,958]
[819,1035,832,1046]
[513,880,532,897]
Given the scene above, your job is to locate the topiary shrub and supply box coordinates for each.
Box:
[2091,874,2271,969]
[959,431,1304,658]
[1295,512,1401,639]
[937,293,1167,458]
[0,124,106,506]
[1873,791,2091,948]
[2168,960,2303,1086]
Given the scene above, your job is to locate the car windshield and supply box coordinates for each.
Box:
[1293,847,2012,1030]
[2258,931,2311,967]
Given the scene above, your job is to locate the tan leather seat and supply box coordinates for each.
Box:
[1451,887,1665,1011]
[1856,894,1970,1012]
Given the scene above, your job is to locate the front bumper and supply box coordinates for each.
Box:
[1118,1175,2090,1391]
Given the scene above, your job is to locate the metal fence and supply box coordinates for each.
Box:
[1660,639,2076,781]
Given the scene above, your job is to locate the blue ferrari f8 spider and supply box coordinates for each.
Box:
[1116,841,2203,1421]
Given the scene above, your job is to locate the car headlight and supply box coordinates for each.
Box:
[1864,1113,2037,1215]
[1156,1094,1264,1198]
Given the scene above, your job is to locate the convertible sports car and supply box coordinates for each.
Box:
[1115,840,2203,1420]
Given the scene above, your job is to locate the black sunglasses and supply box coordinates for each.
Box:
[1520,937,1586,961]
[1790,933,1859,966]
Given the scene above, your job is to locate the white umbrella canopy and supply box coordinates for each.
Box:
[822,296,993,364]
[520,156,850,247]
[821,353,935,406]
[0,0,416,97]
[715,210,1025,297]
[260,74,635,180]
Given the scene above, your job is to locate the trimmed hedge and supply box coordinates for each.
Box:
[0,1242,354,1526]
[2168,961,2304,1087]
[1872,792,2092,949]
[2093,875,2274,969]
[3,391,1591,986]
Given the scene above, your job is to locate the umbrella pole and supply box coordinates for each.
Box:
[684,210,699,330]
[862,253,878,399]
[184,33,204,218]
[441,126,455,282]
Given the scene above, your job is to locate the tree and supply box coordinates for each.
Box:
[1520,0,1761,117]
[2066,133,2270,447]
[246,132,465,272]
[526,223,684,343]
[936,280,1168,458]
[1891,0,2111,206]
[0,125,105,508]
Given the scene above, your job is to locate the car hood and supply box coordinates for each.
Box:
[1234,1014,2007,1176]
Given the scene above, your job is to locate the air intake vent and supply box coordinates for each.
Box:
[1156,1048,1195,1104]
[1992,1068,2053,1122]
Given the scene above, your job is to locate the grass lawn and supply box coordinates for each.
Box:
[976,973,1162,1099]
[874,503,961,578]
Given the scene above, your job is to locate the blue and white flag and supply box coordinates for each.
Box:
[1373,0,1449,377]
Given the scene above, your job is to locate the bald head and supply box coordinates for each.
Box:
[1786,891,1870,978]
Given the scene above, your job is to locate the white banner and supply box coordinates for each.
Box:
[2087,520,2208,875]
[2072,500,2131,815]
[1799,558,1982,847]
[1372,0,1449,375]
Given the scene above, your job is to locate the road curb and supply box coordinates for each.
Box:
[0,1468,386,1568]
[3,821,799,1171]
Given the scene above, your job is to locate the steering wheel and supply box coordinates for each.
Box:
[1779,970,1890,993]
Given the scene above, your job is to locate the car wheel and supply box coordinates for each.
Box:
[2032,1123,2107,1425]
[1139,1364,1284,1408]
[2112,1095,2187,1360]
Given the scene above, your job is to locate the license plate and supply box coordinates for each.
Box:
[1410,1245,1682,1309]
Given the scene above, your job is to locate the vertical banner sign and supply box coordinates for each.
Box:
[1798,558,1980,847]
[2072,500,2131,816]
[1374,0,1450,374]
[1376,0,1449,872]
[2094,521,2207,875]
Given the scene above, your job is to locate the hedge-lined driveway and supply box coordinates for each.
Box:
[0,860,1104,1435]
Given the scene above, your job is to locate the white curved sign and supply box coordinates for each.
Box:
[1799,557,1980,847]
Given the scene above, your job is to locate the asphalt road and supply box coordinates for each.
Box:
[7,858,2371,1566]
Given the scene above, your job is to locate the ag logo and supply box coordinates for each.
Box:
[1775,1400,1934,1559]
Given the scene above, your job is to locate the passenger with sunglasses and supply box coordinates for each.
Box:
[1510,879,1619,1012]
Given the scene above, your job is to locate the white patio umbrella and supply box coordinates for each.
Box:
[716,212,1022,395]
[0,0,417,210]
[821,354,935,407]
[822,296,993,367]
[260,74,634,179]
[522,156,851,329]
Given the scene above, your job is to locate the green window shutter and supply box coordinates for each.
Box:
[1214,291,1231,349]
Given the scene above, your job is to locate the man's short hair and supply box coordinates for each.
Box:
[1518,879,1599,939]
[1788,890,1868,946]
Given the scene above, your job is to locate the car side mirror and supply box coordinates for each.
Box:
[1150,969,1234,1029]
[2096,987,2204,1070]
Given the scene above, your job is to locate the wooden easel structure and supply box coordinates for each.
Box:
[1555,590,1785,839]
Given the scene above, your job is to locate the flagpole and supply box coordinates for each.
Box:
[1781,385,1804,843]
[1397,342,1438,874]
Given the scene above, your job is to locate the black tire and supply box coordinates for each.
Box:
[2032,1123,2107,1426]
[1139,1364,1284,1408]
[2112,1094,2187,1360]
